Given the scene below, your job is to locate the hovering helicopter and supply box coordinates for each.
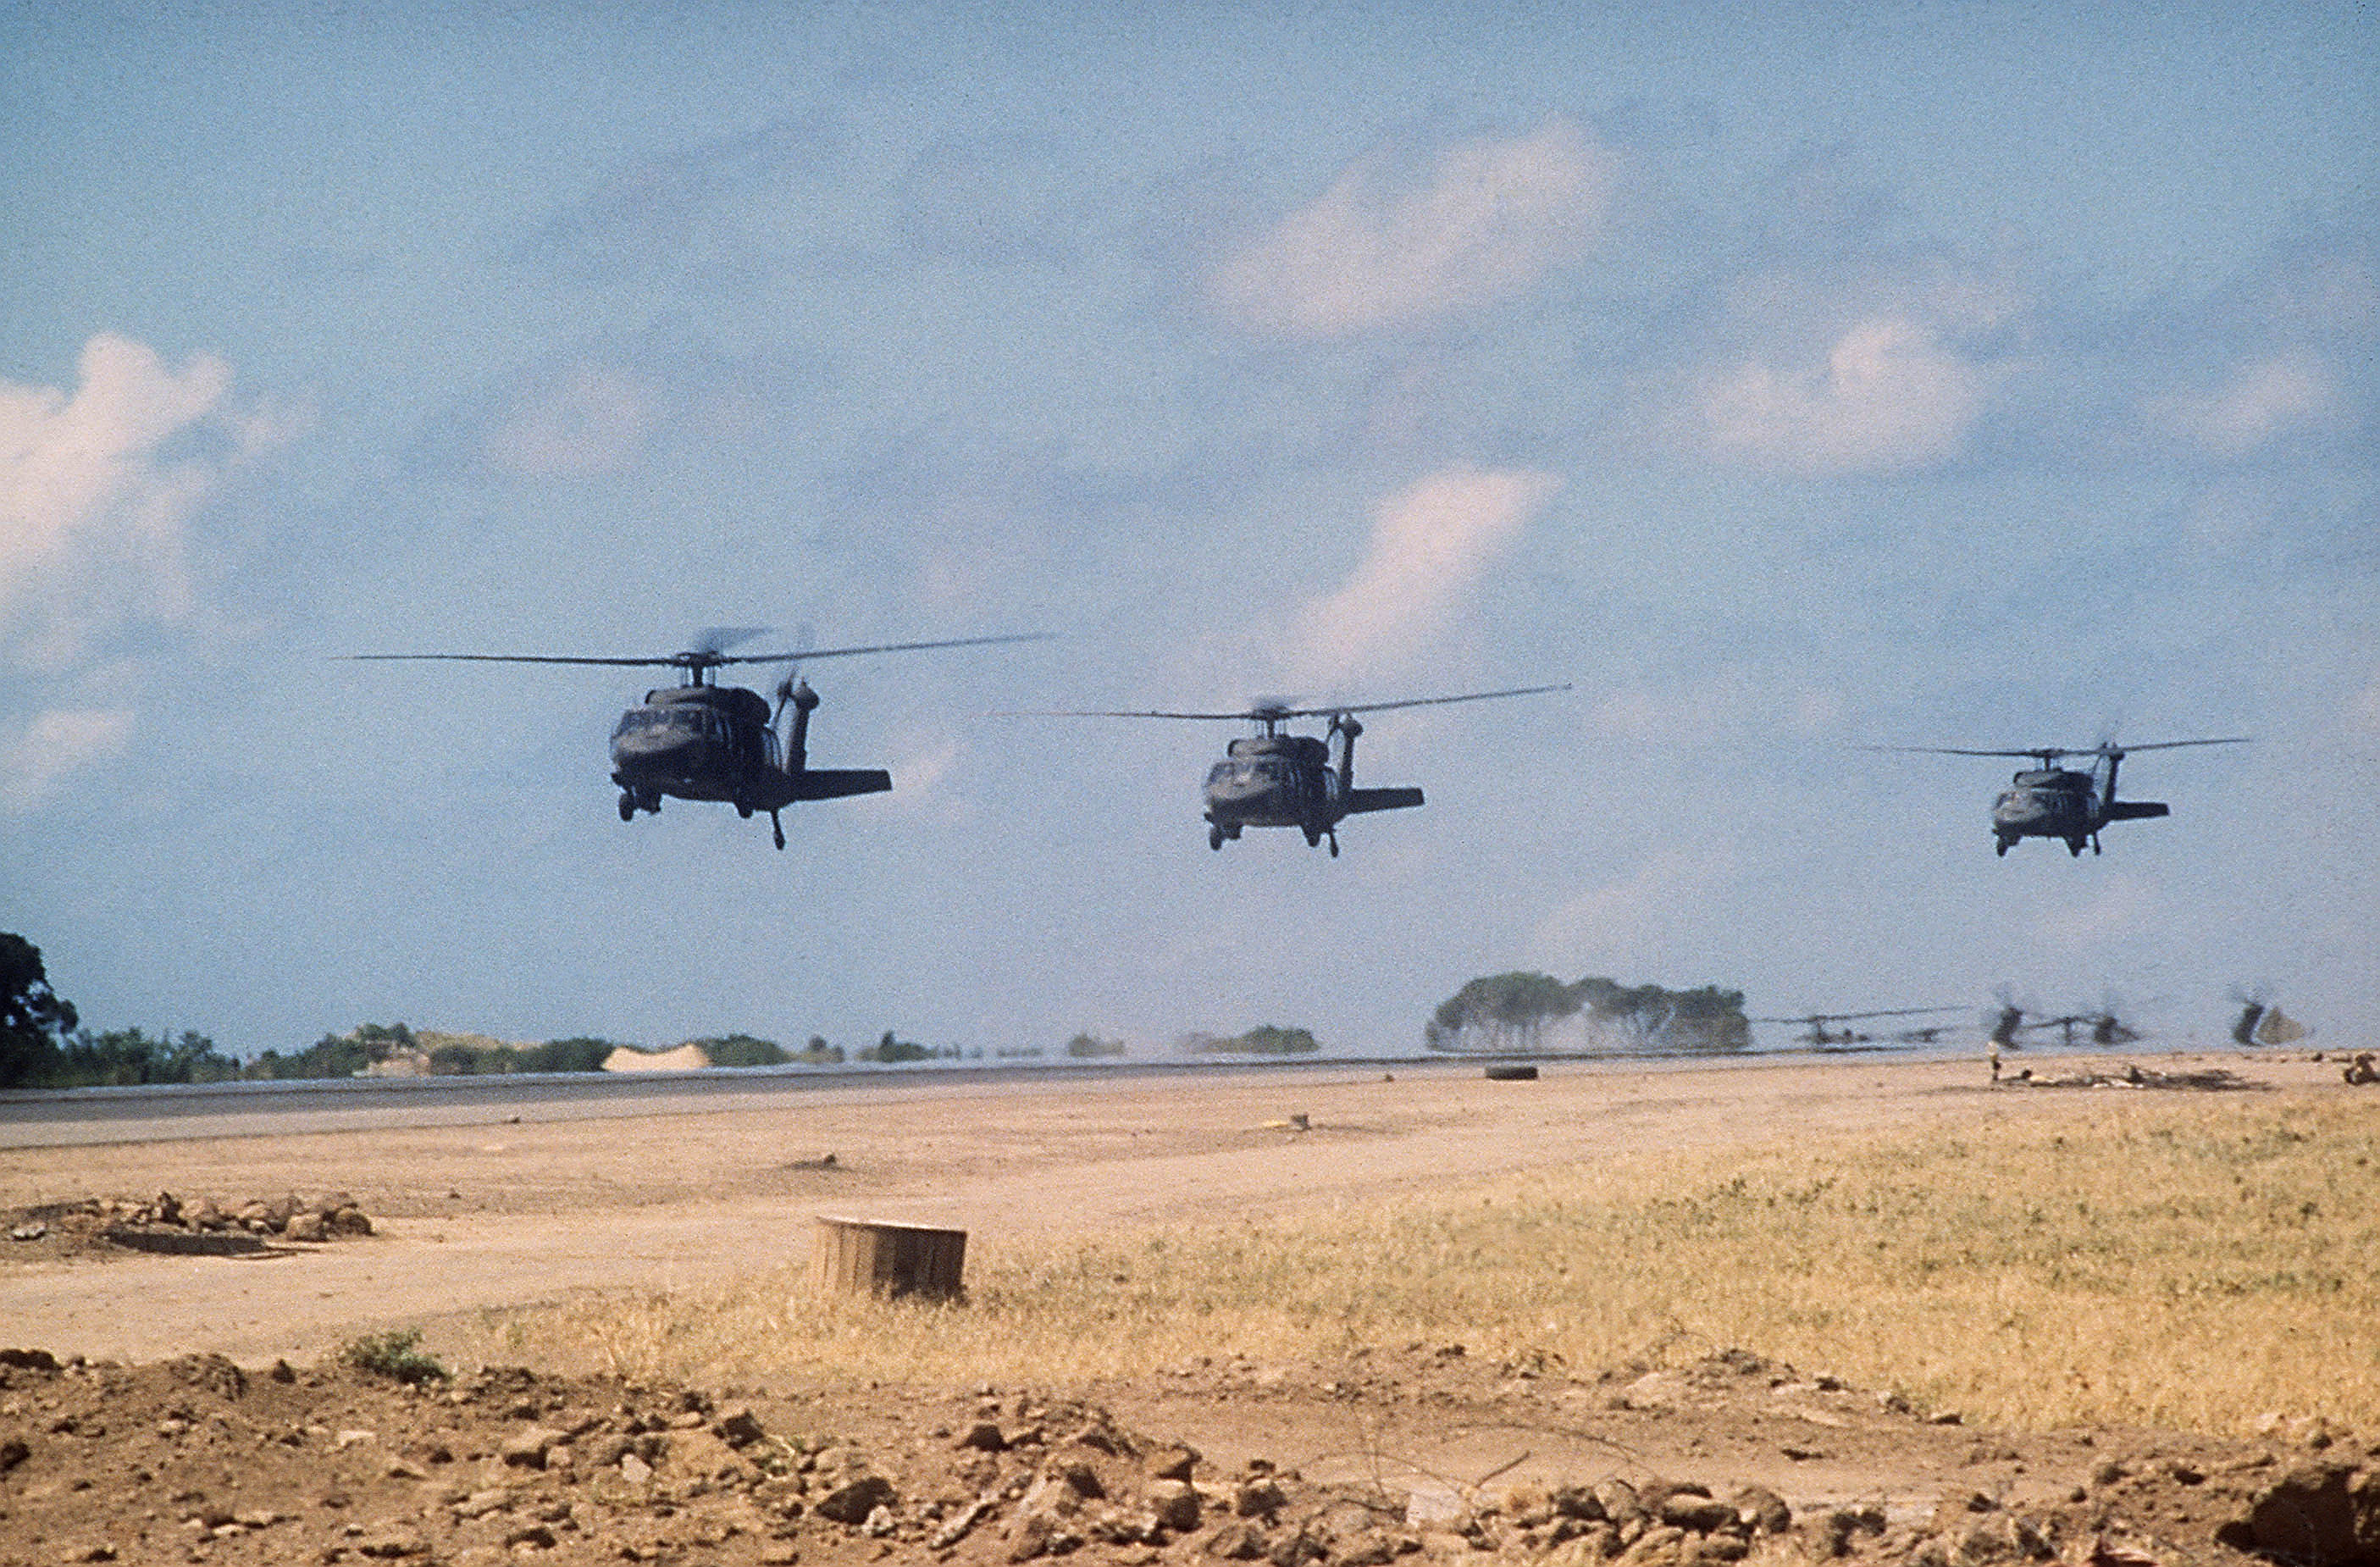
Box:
[1006,684,1569,855]
[351,629,1046,850]
[1874,737,2250,856]
[1750,1005,1964,1048]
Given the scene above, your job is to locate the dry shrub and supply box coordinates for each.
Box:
[478,1095,2376,1436]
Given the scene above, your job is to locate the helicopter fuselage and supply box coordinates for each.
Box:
[1200,730,1423,853]
[1990,762,2166,856]
[609,681,890,844]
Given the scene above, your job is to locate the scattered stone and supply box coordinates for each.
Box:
[814,1472,896,1525]
[1146,1478,1202,1531]
[958,1420,1008,1452]
[711,1403,766,1448]
[1147,1442,1200,1481]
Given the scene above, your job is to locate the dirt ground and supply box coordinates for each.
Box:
[1,1051,2370,1565]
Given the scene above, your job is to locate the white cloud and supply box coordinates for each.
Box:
[1699,313,1986,475]
[1285,465,1558,689]
[2150,351,2340,459]
[1207,116,1617,337]
[0,334,273,668]
[1532,850,1738,972]
[0,707,134,812]
[484,366,655,478]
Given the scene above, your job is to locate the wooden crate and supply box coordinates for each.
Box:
[812,1215,967,1301]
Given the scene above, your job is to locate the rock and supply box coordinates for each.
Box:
[1147,1442,1200,1481]
[151,1192,182,1226]
[618,1453,652,1485]
[711,1403,765,1448]
[814,1472,896,1524]
[500,1426,565,1468]
[2220,1460,2380,1563]
[1146,1479,1201,1531]
[0,1438,29,1474]
[329,1207,374,1237]
[9,1222,46,1242]
[453,1490,512,1520]
[284,1211,328,1243]
[1234,1478,1286,1519]
[957,1420,1008,1452]
[1658,1493,1741,1533]
[313,1190,357,1217]
[1054,1458,1104,1498]
[1730,1486,1791,1535]
[1203,1520,1270,1559]
[1595,1478,1646,1526]
[1553,1486,1606,1522]
[186,1198,225,1231]
[662,1426,753,1483]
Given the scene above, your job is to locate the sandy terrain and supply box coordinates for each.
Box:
[0,1051,2333,1366]
[0,1051,2363,1566]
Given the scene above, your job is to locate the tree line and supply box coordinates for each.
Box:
[1425,971,1751,1055]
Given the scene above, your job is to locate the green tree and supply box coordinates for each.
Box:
[1425,971,1580,1053]
[50,1028,241,1087]
[0,934,77,1088]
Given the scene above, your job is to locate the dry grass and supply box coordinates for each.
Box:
[473,1094,2377,1437]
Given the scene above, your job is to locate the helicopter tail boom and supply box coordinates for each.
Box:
[1343,786,1425,815]
[783,768,892,802]
[2103,800,2169,821]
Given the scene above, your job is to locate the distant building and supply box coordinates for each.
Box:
[602,1043,711,1072]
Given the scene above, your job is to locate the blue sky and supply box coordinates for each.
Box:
[4,2,2373,1058]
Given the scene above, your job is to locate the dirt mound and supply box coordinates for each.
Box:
[4,1191,374,1262]
[0,1346,2352,1565]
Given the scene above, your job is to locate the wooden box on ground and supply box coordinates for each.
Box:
[812,1215,968,1301]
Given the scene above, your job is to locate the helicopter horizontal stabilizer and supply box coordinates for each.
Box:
[2105,800,2170,820]
[785,768,893,801]
[1343,787,1425,815]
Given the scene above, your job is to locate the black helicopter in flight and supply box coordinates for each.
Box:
[1875,736,2250,856]
[1009,684,1568,855]
[352,630,1045,850]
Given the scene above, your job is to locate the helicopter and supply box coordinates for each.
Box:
[1874,737,2250,856]
[1749,1005,1964,1048]
[351,629,1046,850]
[1005,684,1569,855]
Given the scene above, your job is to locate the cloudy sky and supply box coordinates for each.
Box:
[4,3,2373,1060]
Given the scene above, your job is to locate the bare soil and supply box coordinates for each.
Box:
[0,1051,2367,1565]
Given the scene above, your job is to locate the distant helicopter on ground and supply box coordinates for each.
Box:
[2229,989,2309,1046]
[352,629,1046,850]
[1987,992,2146,1049]
[1873,737,2250,856]
[1005,684,1569,855]
[1750,1005,1965,1048]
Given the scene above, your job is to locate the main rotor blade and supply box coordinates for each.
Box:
[998,683,1572,723]
[346,653,686,667]
[348,631,1053,672]
[711,631,1055,666]
[1862,745,2077,760]
[2108,736,2254,753]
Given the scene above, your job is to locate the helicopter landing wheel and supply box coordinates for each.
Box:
[736,799,755,819]
[2067,838,2086,858]
[1209,824,1225,851]
[1303,828,1321,849]
[1995,839,2010,856]
[1326,833,1339,858]
[618,792,636,822]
